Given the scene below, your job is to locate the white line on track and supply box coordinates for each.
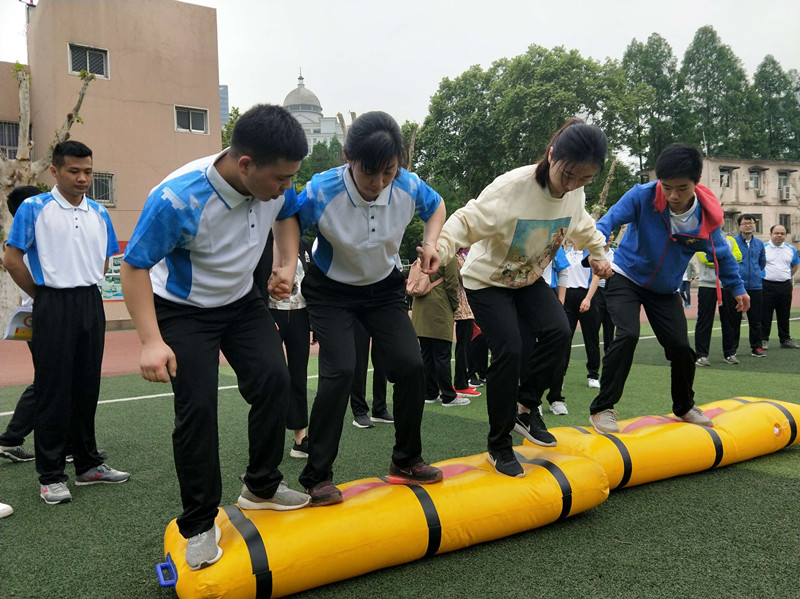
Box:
[2,317,797,416]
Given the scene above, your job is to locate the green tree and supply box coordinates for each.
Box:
[680,26,751,156]
[327,136,345,166]
[416,45,623,207]
[753,55,800,160]
[621,34,680,168]
[220,106,240,148]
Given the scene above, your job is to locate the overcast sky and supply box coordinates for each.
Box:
[1,0,799,126]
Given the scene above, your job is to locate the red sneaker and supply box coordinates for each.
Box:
[387,460,443,485]
[454,386,481,397]
[305,481,343,507]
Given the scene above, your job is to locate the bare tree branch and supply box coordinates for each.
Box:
[33,71,95,172]
[591,158,618,222]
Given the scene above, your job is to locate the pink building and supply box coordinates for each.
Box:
[2,0,222,325]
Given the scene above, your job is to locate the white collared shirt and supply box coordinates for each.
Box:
[7,186,119,288]
[763,240,800,282]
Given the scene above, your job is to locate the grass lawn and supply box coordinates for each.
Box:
[0,314,798,599]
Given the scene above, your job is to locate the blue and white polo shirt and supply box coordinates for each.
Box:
[7,186,119,288]
[297,165,441,285]
[764,241,800,283]
[124,150,301,308]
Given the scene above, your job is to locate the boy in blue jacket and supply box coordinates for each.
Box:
[588,144,749,433]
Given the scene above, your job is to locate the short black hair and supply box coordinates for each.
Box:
[230,104,307,165]
[343,111,407,174]
[534,118,607,188]
[6,185,41,216]
[52,140,92,168]
[737,213,756,225]
[770,224,786,234]
[655,143,703,183]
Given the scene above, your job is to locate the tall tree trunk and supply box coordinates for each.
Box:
[0,67,94,328]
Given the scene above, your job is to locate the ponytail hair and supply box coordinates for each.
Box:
[534,118,607,188]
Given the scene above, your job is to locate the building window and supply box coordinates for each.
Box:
[89,172,115,207]
[749,213,763,234]
[749,170,761,190]
[778,172,789,189]
[723,212,739,235]
[69,44,109,78]
[175,106,208,134]
[779,214,791,234]
[719,168,733,188]
[1,121,20,159]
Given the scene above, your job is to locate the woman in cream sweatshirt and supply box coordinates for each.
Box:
[437,119,611,477]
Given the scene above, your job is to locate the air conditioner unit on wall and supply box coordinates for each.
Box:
[793,234,800,242]
[744,181,750,190]
[756,188,767,198]
[781,186,792,201]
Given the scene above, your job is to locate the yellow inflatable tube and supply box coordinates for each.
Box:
[538,398,799,490]
[159,444,609,599]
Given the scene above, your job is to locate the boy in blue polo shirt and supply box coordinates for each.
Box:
[121,105,310,571]
[296,111,446,506]
[4,141,129,506]
[589,144,749,433]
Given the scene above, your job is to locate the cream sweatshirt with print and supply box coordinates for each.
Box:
[438,164,607,291]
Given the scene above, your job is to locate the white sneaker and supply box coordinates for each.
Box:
[442,396,471,406]
[0,502,13,518]
[549,401,569,415]
[537,405,543,416]
[587,378,601,389]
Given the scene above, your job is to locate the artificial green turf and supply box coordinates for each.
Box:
[0,315,798,598]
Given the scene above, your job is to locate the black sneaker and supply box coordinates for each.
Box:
[468,377,485,388]
[290,436,308,458]
[352,414,374,429]
[387,460,443,485]
[371,410,394,423]
[305,480,343,507]
[487,449,524,478]
[513,411,557,447]
[0,445,34,462]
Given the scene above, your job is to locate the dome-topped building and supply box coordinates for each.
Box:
[283,71,344,154]
[283,74,323,116]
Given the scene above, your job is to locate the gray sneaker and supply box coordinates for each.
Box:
[185,524,222,571]
[0,445,35,462]
[695,356,710,367]
[589,409,620,434]
[75,463,130,485]
[675,406,714,427]
[724,354,739,365]
[780,339,800,349]
[237,481,310,511]
[40,481,72,505]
